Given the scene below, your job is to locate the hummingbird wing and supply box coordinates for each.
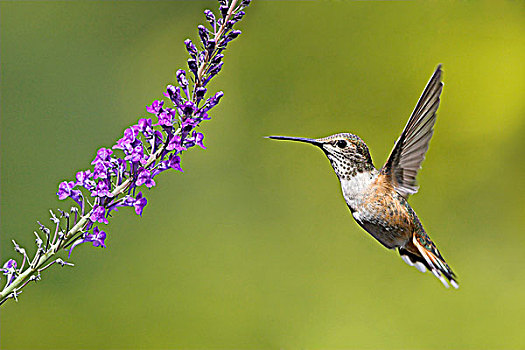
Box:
[381,65,443,198]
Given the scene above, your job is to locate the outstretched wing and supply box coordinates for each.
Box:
[381,65,443,198]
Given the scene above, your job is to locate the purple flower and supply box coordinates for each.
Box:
[91,180,112,198]
[204,9,215,27]
[167,154,183,172]
[226,30,242,42]
[230,10,245,25]
[57,181,84,208]
[202,91,224,112]
[195,132,206,149]
[204,62,223,85]
[156,109,176,127]
[198,51,206,65]
[146,100,164,115]
[93,162,108,180]
[75,170,92,187]
[91,148,113,165]
[195,87,207,104]
[176,69,189,88]
[185,131,206,149]
[181,117,200,133]
[219,5,228,18]
[114,126,138,151]
[165,85,183,107]
[152,130,164,147]
[134,192,147,216]
[124,145,144,164]
[198,25,209,44]
[187,58,198,77]
[42,0,248,277]
[137,118,153,135]
[113,193,147,216]
[87,227,107,248]
[57,181,76,200]
[152,153,184,178]
[206,39,216,54]
[211,53,224,65]
[90,205,108,224]
[184,39,197,57]
[2,259,17,286]
[167,135,187,152]
[177,70,191,99]
[195,109,210,121]
[2,259,17,273]
[182,100,196,118]
[136,168,155,188]
[68,227,107,257]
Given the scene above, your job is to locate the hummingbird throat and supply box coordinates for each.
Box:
[326,152,375,181]
[326,152,378,211]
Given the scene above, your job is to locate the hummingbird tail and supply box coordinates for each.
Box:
[399,237,459,289]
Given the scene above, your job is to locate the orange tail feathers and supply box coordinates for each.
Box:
[399,234,458,289]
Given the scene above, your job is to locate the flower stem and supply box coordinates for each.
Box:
[0,141,170,304]
[196,0,238,85]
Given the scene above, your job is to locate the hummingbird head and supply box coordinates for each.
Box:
[267,133,375,180]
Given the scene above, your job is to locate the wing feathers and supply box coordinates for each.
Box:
[382,65,444,198]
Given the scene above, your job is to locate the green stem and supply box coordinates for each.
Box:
[0,213,90,302]
[0,142,169,305]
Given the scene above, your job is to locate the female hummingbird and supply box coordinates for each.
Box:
[268,65,458,288]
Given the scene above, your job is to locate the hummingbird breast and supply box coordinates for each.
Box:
[341,173,415,249]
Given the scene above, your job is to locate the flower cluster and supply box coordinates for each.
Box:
[1,0,250,306]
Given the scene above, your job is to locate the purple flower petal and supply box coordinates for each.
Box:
[202,91,223,112]
[88,227,107,248]
[2,259,17,286]
[204,9,215,26]
[156,109,176,127]
[68,227,107,257]
[2,259,17,273]
[137,118,153,135]
[124,144,145,164]
[90,205,108,224]
[75,170,92,187]
[187,58,198,77]
[91,148,114,165]
[184,38,197,57]
[134,192,147,216]
[91,180,112,198]
[93,162,108,180]
[146,100,164,114]
[57,181,76,200]
[167,135,187,152]
[136,168,155,188]
[168,154,183,172]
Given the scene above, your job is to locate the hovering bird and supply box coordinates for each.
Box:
[268,65,458,288]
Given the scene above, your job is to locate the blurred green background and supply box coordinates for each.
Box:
[1,1,524,349]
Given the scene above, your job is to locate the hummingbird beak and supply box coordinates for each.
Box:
[266,135,323,147]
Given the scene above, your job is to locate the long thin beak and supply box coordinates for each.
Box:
[266,135,322,146]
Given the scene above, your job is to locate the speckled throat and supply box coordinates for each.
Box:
[326,151,376,181]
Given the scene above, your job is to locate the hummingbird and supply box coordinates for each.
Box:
[268,65,458,288]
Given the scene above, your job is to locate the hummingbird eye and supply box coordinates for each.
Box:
[336,140,347,149]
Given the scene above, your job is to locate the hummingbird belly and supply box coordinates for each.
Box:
[350,187,414,249]
[352,211,410,249]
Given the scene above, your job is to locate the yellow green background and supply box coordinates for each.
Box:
[1,1,524,349]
